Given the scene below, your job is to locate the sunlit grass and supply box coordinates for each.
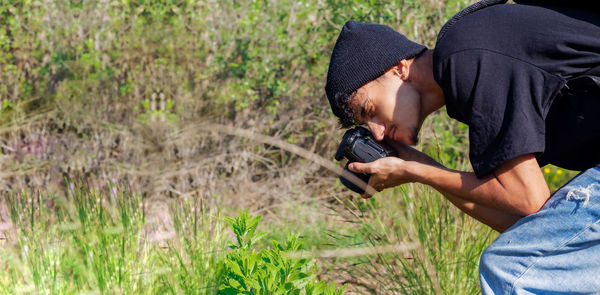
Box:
[0,185,347,294]
[0,185,228,294]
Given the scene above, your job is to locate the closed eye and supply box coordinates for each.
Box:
[360,98,375,122]
[367,106,375,118]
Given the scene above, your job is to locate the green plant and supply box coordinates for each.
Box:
[158,197,229,294]
[1,184,150,294]
[219,210,345,295]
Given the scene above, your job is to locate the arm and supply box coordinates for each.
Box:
[413,154,550,216]
[349,148,549,232]
[442,191,522,233]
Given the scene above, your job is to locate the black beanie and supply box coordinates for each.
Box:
[325,21,427,123]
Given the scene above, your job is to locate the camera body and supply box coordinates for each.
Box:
[335,126,397,194]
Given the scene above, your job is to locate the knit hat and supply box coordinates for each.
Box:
[325,20,426,125]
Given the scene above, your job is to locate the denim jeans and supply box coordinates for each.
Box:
[480,165,600,294]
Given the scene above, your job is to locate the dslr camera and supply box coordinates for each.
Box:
[335,126,397,194]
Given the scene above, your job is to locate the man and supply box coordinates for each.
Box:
[324,1,600,293]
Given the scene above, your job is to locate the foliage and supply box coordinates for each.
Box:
[219,210,345,295]
[157,197,229,294]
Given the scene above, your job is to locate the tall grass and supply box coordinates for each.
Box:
[277,115,491,294]
[0,184,228,294]
[0,185,347,294]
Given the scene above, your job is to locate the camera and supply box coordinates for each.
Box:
[335,126,397,194]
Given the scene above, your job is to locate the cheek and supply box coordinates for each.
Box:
[375,89,401,121]
[393,86,420,122]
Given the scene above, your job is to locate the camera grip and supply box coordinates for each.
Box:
[340,163,371,194]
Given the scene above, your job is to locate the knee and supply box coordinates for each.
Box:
[479,244,511,294]
[479,246,495,279]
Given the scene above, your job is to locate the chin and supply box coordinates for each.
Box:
[409,128,420,145]
[403,137,417,146]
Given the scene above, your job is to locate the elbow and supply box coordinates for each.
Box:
[519,202,543,216]
[517,190,550,216]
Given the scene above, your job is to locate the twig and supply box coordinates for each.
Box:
[283,242,419,259]
[191,122,377,196]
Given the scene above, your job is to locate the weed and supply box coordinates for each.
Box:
[219,210,345,295]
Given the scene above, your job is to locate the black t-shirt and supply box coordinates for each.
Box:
[433,3,600,178]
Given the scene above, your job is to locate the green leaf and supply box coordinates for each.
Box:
[228,260,244,278]
[218,287,240,295]
[288,271,309,282]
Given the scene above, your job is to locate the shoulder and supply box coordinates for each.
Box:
[432,3,598,81]
[435,4,536,60]
[434,3,600,61]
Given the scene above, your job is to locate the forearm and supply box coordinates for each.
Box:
[350,147,547,229]
[409,160,549,216]
[390,145,523,230]
[437,189,522,232]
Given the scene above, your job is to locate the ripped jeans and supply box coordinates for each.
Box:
[480,165,600,294]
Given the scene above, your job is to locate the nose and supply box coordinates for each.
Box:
[366,121,386,141]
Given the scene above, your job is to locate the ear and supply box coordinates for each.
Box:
[389,60,410,81]
[398,59,410,81]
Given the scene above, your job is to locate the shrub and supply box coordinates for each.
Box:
[220,210,345,295]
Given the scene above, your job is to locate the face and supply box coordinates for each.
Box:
[349,67,422,145]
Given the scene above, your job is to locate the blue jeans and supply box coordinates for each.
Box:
[480,165,600,294]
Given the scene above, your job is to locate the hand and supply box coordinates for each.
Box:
[348,157,415,198]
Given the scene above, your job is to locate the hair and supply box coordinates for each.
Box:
[333,70,384,128]
[333,91,358,128]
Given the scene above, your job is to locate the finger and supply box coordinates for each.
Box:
[348,162,371,174]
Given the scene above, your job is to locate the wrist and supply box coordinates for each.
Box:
[403,160,425,183]
[405,160,445,184]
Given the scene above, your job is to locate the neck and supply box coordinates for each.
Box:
[411,50,445,118]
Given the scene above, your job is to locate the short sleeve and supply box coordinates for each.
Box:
[436,49,565,177]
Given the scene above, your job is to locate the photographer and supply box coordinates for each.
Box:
[325,1,600,293]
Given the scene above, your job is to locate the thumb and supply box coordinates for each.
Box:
[348,162,371,174]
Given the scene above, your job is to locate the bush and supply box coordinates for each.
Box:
[220,210,345,295]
